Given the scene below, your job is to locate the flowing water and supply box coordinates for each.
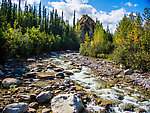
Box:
[51,53,150,113]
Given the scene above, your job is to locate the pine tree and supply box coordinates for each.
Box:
[62,11,64,21]
[73,10,76,28]
[12,4,17,28]
[7,0,12,23]
[38,1,41,25]
[33,5,37,28]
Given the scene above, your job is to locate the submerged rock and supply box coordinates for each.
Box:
[2,103,28,113]
[51,94,87,113]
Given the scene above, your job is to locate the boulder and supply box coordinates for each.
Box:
[2,78,21,88]
[124,69,133,75]
[36,91,53,103]
[51,94,87,113]
[2,103,28,113]
[55,73,64,79]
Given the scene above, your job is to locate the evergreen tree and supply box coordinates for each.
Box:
[73,10,76,28]
[38,1,41,25]
[7,0,12,24]
[33,5,37,28]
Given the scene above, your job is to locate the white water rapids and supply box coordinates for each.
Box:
[51,53,150,113]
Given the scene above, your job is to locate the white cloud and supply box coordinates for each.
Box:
[48,1,51,4]
[98,8,127,33]
[134,4,138,7]
[45,6,49,9]
[81,0,88,3]
[11,0,40,5]
[48,0,129,33]
[26,0,40,5]
[11,0,40,10]
[113,6,118,8]
[125,2,133,7]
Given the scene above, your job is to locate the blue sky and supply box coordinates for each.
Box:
[1,0,150,32]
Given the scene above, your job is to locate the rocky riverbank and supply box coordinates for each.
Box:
[65,53,150,89]
[0,52,150,113]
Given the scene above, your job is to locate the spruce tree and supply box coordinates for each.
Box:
[73,10,75,28]
[38,1,41,25]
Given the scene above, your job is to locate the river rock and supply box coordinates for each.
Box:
[53,68,64,72]
[28,108,36,113]
[100,100,113,110]
[47,64,56,69]
[63,71,74,75]
[19,95,30,101]
[28,102,38,109]
[51,94,87,113]
[134,108,147,112]
[120,64,126,69]
[44,85,52,91]
[2,103,28,113]
[124,69,133,75]
[30,94,37,100]
[25,72,38,78]
[36,91,53,103]
[2,78,21,88]
[36,74,54,79]
[73,69,81,73]
[55,73,64,79]
[27,58,36,62]
[42,108,51,113]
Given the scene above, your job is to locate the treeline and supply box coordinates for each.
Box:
[80,8,150,71]
[0,0,79,62]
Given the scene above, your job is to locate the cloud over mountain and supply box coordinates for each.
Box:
[48,0,129,33]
